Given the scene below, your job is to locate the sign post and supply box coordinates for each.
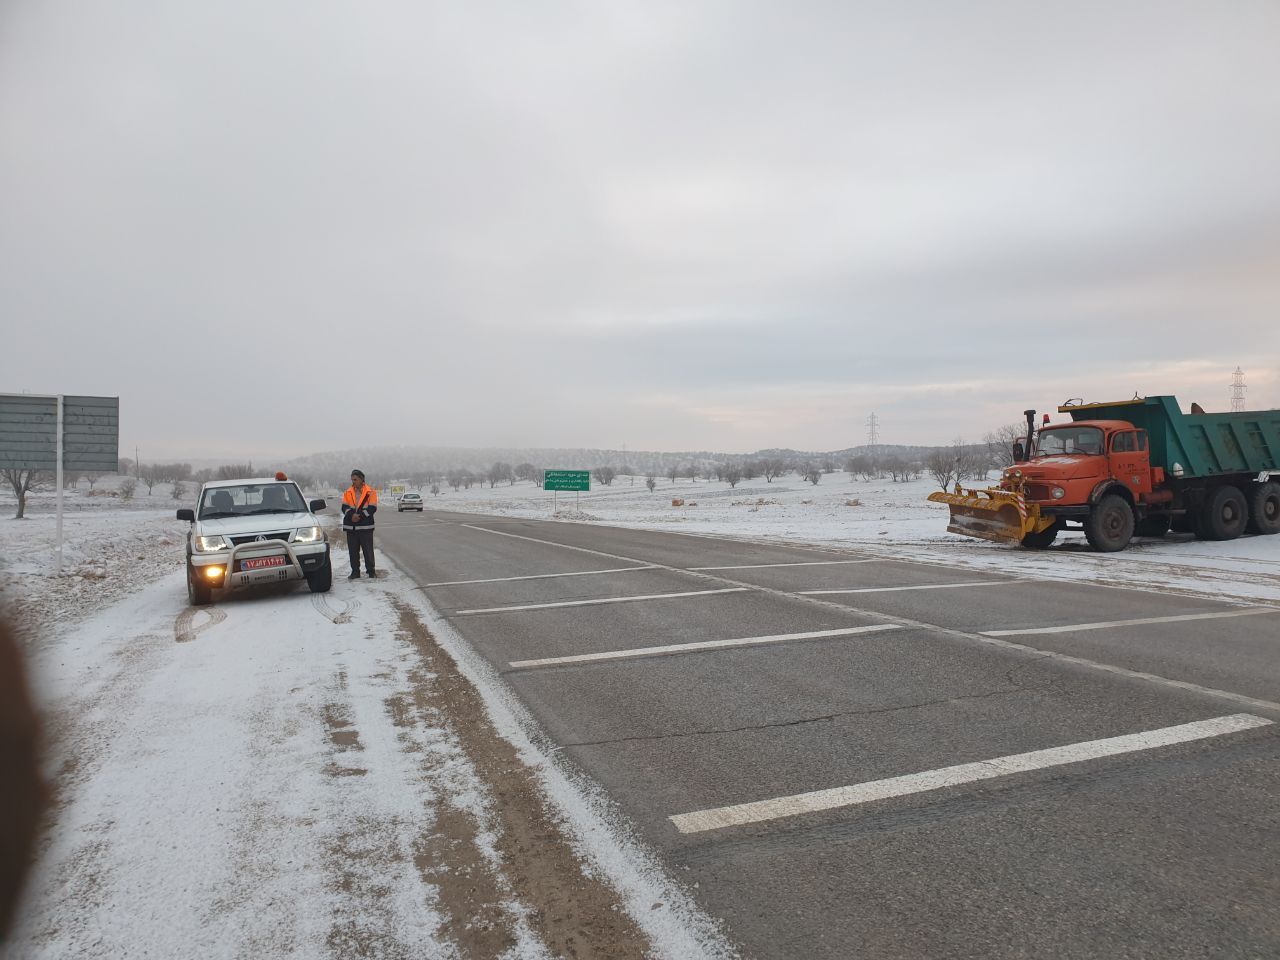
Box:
[542,470,590,512]
[0,394,120,573]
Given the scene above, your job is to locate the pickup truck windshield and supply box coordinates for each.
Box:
[1034,426,1104,457]
[198,483,307,519]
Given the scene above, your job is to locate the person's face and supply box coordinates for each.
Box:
[351,475,363,490]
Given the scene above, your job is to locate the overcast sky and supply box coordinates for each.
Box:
[2,1,1277,461]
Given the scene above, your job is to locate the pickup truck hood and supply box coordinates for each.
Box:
[196,512,317,537]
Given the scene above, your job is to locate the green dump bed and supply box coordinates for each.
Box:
[1063,396,1280,479]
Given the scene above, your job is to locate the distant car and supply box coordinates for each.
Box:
[176,477,331,605]
[398,492,424,512]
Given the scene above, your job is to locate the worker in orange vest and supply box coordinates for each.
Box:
[341,469,378,579]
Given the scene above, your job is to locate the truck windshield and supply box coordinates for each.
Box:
[199,483,307,519]
[1034,426,1104,457]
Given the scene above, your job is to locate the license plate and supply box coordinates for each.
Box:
[242,556,287,571]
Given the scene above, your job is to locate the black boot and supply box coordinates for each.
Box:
[348,571,361,580]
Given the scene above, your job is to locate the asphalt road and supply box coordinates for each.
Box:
[378,508,1280,960]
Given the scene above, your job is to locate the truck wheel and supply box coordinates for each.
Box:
[1021,524,1059,549]
[1247,482,1280,535]
[1198,485,1248,541]
[187,561,213,606]
[1136,516,1171,538]
[1084,494,1134,552]
[306,554,333,593]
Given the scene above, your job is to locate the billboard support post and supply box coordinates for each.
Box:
[56,396,64,574]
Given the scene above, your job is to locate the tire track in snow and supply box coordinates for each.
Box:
[174,606,228,643]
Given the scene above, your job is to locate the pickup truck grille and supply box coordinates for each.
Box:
[229,531,291,545]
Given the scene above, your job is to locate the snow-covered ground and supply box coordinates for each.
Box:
[397,473,1280,606]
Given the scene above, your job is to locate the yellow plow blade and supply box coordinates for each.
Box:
[927,487,1044,545]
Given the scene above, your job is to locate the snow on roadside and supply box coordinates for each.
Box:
[2,506,734,960]
[403,475,1280,605]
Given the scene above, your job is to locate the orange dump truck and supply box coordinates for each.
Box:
[929,396,1280,552]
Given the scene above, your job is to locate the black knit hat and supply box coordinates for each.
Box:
[351,469,365,480]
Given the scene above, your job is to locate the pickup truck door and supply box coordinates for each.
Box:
[1109,430,1152,497]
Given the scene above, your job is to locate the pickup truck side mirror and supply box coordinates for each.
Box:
[1012,442,1025,463]
[176,508,195,521]
[309,499,326,513]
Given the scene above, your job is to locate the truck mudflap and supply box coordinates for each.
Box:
[927,485,1055,545]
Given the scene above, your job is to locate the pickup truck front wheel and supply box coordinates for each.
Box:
[1085,494,1134,552]
[187,560,213,606]
[306,553,333,593]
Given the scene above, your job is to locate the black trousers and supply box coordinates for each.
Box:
[345,528,375,574]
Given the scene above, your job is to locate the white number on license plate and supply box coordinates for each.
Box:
[242,556,287,571]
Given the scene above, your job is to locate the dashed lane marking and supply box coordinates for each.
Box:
[508,624,902,669]
[426,565,654,587]
[981,607,1280,637]
[687,559,879,571]
[455,588,748,616]
[801,581,1016,595]
[669,713,1274,833]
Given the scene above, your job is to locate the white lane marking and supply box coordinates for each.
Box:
[455,588,749,616]
[801,581,1015,595]
[450,521,1280,714]
[426,565,653,587]
[982,608,1279,637]
[509,624,902,669]
[670,713,1274,834]
[688,559,879,571]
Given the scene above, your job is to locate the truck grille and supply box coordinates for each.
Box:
[1025,483,1056,502]
[229,532,290,545]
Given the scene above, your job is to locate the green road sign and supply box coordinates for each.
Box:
[543,470,590,491]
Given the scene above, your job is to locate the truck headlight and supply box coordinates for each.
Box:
[294,526,323,543]
[1051,487,1066,499]
[195,535,229,552]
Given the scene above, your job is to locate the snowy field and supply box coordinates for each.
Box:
[0,473,1275,958]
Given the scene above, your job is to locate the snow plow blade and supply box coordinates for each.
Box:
[927,487,1044,545]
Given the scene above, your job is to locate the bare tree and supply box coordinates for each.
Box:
[667,465,679,484]
[4,468,48,519]
[761,458,786,482]
[592,465,617,486]
[430,482,441,496]
[645,474,657,492]
[85,472,102,490]
[724,465,743,488]
[985,421,1030,469]
[119,477,137,500]
[925,449,956,490]
[216,463,254,481]
[741,461,759,480]
[171,479,187,500]
[487,462,512,487]
[802,463,822,485]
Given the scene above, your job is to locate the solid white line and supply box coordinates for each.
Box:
[801,581,1015,595]
[455,588,749,616]
[669,713,1273,833]
[426,566,653,587]
[982,608,1278,637]
[508,624,902,668]
[688,559,879,571]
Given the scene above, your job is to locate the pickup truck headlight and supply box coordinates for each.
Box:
[195,534,229,552]
[294,526,323,543]
[1051,487,1066,499]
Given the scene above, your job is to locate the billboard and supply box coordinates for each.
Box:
[0,394,120,471]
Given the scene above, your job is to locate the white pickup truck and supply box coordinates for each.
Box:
[176,476,331,605]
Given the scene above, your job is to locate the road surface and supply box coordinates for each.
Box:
[379,508,1280,959]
